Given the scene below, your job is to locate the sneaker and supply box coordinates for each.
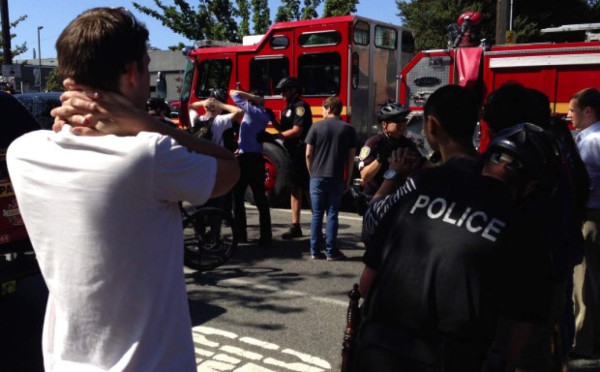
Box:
[281,225,302,240]
[326,250,347,261]
[311,252,326,260]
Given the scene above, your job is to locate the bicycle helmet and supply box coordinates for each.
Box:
[377,102,410,123]
[209,88,227,103]
[276,77,300,91]
[485,122,561,185]
[146,97,170,115]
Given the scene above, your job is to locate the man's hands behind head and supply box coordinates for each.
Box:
[51,78,160,136]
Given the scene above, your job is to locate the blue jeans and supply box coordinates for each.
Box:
[309,177,346,256]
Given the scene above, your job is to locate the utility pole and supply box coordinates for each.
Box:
[495,0,510,45]
[0,0,12,65]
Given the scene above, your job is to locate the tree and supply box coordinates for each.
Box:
[133,0,240,42]
[251,0,270,34]
[44,68,64,92]
[0,15,28,65]
[397,0,599,50]
[323,0,358,17]
[275,0,324,22]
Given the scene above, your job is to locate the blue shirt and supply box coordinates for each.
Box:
[232,92,270,154]
[577,121,600,208]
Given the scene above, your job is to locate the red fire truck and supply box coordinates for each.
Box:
[179,15,415,205]
[399,15,600,151]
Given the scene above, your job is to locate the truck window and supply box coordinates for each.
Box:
[270,36,289,50]
[195,59,232,98]
[299,31,341,47]
[354,21,369,46]
[250,57,290,96]
[375,26,397,50]
[298,52,341,96]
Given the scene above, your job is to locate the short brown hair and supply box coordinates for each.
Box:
[56,7,149,92]
[572,88,600,119]
[323,96,342,116]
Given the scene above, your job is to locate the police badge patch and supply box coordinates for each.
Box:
[359,146,371,160]
[295,106,305,117]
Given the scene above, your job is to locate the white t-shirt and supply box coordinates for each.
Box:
[7,127,217,371]
[197,114,234,146]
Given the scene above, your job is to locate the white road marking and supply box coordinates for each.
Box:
[239,337,280,350]
[220,345,263,361]
[197,360,236,371]
[263,358,325,372]
[281,349,331,369]
[191,325,332,370]
[252,203,364,222]
[219,278,347,307]
[215,353,242,364]
[196,326,238,339]
[234,363,276,372]
[193,333,220,348]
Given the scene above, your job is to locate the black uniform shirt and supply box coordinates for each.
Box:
[280,98,312,150]
[359,133,421,196]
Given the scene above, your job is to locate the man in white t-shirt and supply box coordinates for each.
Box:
[7,8,239,372]
[188,91,243,150]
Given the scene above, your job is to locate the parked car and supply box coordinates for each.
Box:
[14,92,62,130]
[0,92,43,296]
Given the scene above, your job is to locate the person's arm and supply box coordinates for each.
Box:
[346,147,356,187]
[51,87,239,197]
[189,100,207,110]
[216,100,244,121]
[358,265,377,298]
[306,143,314,175]
[279,124,303,140]
[360,157,382,184]
[374,147,422,198]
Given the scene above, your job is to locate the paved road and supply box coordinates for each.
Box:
[2,204,600,371]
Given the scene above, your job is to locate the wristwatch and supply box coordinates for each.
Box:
[383,169,402,181]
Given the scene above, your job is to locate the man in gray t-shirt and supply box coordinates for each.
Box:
[305,96,357,260]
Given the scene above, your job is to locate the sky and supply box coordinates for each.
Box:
[7,0,402,61]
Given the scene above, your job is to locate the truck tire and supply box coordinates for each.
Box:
[258,142,292,208]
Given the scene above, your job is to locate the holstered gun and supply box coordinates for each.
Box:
[341,283,361,372]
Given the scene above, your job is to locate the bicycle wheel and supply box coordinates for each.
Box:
[183,207,238,271]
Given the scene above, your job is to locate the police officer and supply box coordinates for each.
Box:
[358,102,421,197]
[353,123,560,371]
[275,77,313,239]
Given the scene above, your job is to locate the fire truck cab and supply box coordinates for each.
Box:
[399,16,600,152]
[179,15,415,205]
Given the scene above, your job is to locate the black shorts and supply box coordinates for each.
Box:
[288,147,309,189]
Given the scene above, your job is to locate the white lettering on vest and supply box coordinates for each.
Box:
[409,194,505,242]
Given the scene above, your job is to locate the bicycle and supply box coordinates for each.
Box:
[180,202,239,272]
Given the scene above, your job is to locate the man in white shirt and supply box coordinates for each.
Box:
[7,8,239,371]
[569,87,600,357]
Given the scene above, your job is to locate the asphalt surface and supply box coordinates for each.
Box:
[1,205,600,371]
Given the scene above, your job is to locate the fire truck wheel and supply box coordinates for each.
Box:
[257,142,292,208]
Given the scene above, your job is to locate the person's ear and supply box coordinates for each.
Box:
[119,61,140,91]
[426,115,441,137]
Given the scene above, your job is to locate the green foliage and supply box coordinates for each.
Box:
[0,15,29,65]
[397,0,600,50]
[44,68,64,92]
[323,0,358,17]
[251,0,270,34]
[133,0,362,43]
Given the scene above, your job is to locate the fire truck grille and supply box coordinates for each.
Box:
[405,55,452,108]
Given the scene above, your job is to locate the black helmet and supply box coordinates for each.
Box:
[276,77,300,91]
[377,102,410,122]
[146,97,170,115]
[485,123,560,185]
[209,88,227,103]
